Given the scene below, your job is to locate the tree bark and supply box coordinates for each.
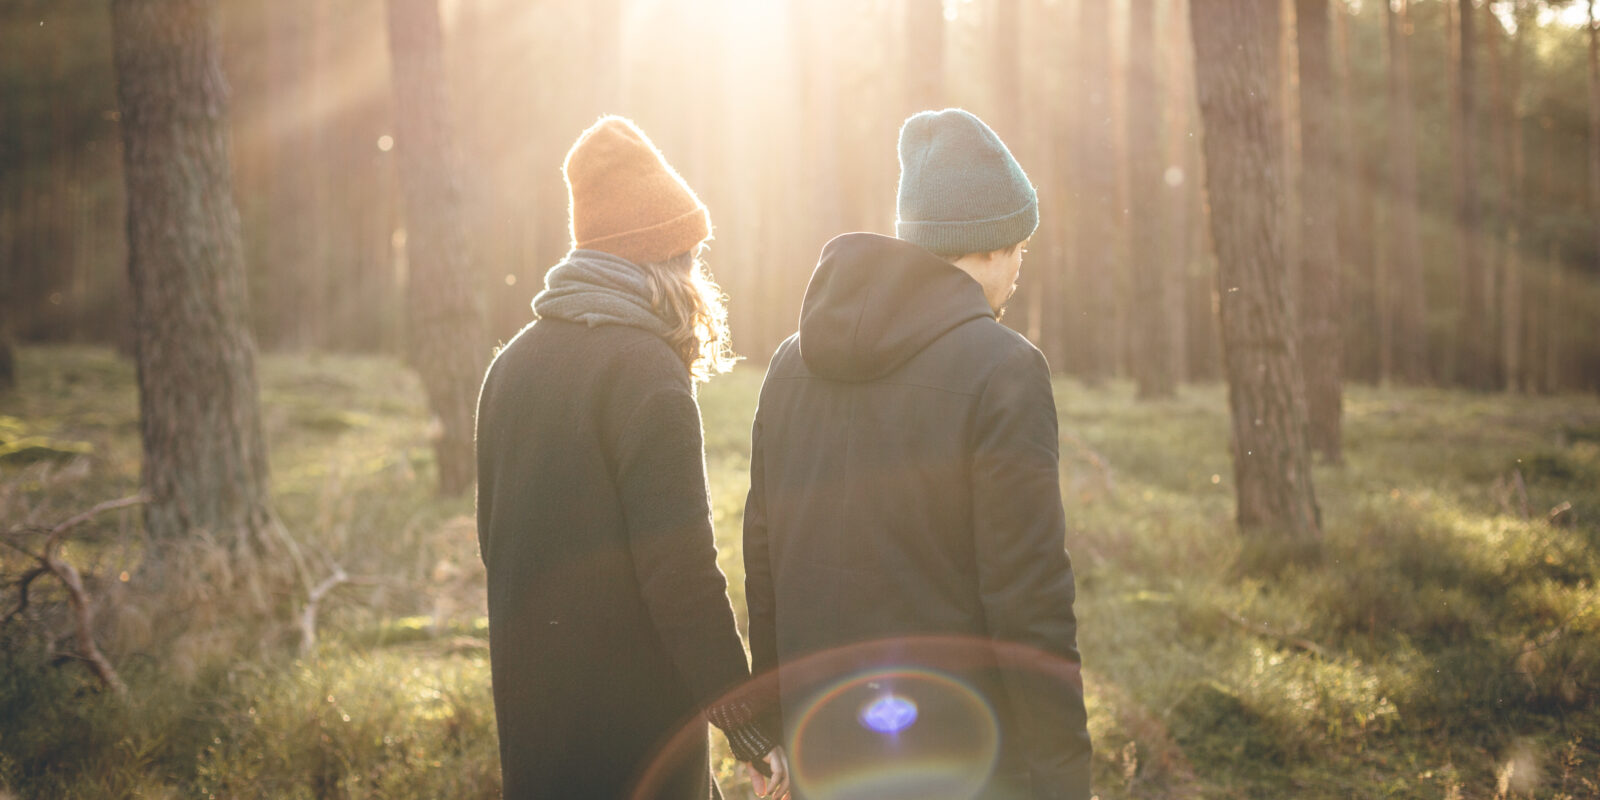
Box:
[1385,0,1428,385]
[1503,0,1531,392]
[1456,0,1491,388]
[1127,0,1174,398]
[1588,0,1600,282]
[1295,0,1342,461]
[111,0,276,546]
[1069,0,1118,384]
[385,0,489,496]
[1164,0,1195,383]
[1189,0,1322,551]
[1333,0,1377,385]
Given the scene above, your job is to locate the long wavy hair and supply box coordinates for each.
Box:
[637,246,737,382]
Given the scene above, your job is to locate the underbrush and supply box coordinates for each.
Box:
[2,347,1597,798]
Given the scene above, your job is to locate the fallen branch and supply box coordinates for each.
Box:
[1547,501,1574,527]
[297,566,390,656]
[3,564,49,625]
[1219,608,1332,660]
[299,565,349,655]
[3,493,146,698]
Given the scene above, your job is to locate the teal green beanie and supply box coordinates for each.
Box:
[895,108,1038,256]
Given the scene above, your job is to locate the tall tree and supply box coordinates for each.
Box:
[1455,0,1492,388]
[1127,0,1174,398]
[1589,0,1600,280]
[1189,0,1322,551]
[1502,0,1532,392]
[1164,0,1196,383]
[1297,0,1343,461]
[385,0,489,495]
[110,0,276,547]
[1385,0,1428,384]
[1068,0,1119,383]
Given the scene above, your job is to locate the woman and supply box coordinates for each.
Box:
[475,116,787,799]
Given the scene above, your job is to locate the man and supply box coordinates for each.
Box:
[743,108,1091,799]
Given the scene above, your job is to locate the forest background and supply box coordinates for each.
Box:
[3,0,1600,798]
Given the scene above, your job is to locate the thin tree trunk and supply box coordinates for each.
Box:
[1386,0,1428,385]
[110,0,276,547]
[1331,2,1361,381]
[1456,0,1489,388]
[1296,0,1343,462]
[1503,1,1531,393]
[1165,0,1195,384]
[1189,0,1322,554]
[1588,0,1600,280]
[1127,0,1174,398]
[1070,0,1118,384]
[385,0,489,496]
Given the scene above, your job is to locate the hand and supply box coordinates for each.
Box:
[745,745,790,799]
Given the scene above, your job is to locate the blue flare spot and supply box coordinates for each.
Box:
[858,694,918,734]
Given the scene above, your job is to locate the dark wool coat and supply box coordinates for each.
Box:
[476,319,760,800]
[744,233,1093,800]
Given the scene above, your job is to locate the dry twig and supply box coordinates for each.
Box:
[3,493,147,697]
[297,565,390,655]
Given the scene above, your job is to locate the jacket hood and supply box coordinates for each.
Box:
[798,233,994,382]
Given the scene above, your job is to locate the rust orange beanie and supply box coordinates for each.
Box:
[563,116,711,265]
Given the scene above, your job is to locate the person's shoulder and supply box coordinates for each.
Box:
[766,332,803,376]
[484,321,685,393]
[940,317,1048,376]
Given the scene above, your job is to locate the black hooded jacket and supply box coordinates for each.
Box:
[744,233,1091,800]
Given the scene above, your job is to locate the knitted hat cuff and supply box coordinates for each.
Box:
[576,205,710,266]
[896,197,1039,256]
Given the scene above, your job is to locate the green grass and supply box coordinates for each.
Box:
[2,346,1598,799]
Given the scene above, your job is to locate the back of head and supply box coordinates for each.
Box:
[563,115,711,266]
[894,108,1038,258]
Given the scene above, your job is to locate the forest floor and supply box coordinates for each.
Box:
[1,345,1598,799]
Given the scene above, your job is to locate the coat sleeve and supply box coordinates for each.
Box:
[742,409,785,738]
[614,383,777,762]
[971,345,1093,800]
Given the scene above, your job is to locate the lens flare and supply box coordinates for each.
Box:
[791,668,997,800]
[859,693,918,734]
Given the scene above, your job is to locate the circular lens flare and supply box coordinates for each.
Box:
[792,668,997,800]
[859,693,918,734]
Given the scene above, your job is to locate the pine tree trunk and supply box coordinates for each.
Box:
[1503,1,1531,392]
[110,0,275,546]
[1456,0,1489,389]
[385,0,489,496]
[1385,0,1428,385]
[1070,0,1118,384]
[1164,0,1195,384]
[1588,1,1600,281]
[1127,0,1174,398]
[1333,0,1378,384]
[1296,0,1343,462]
[1189,0,1322,552]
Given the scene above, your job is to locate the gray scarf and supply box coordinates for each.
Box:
[531,250,670,337]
